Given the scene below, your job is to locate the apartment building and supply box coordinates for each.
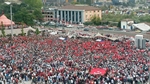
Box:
[42,7,56,21]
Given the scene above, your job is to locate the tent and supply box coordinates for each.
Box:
[27,26,36,32]
[0,14,15,26]
[133,23,150,32]
[106,37,118,41]
[96,39,102,42]
[50,31,57,35]
[59,37,65,40]
[95,33,105,37]
[90,68,107,75]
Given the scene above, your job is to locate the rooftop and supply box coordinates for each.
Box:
[59,5,100,11]
[133,23,150,31]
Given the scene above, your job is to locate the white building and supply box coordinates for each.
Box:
[121,19,134,30]
[57,5,102,24]
[135,35,146,49]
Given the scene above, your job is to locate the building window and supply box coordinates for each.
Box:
[79,11,81,18]
[76,12,78,22]
[62,11,64,19]
[59,11,61,16]
[69,11,71,21]
[72,11,74,21]
[50,12,53,14]
[66,11,68,21]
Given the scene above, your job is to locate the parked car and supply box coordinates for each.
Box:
[83,28,89,31]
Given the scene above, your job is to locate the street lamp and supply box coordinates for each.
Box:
[5,2,13,38]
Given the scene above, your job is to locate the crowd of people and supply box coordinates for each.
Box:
[0,34,149,84]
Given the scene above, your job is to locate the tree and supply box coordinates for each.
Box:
[0,1,43,26]
[71,1,80,4]
[35,28,40,35]
[21,27,25,36]
[90,15,101,25]
[83,21,93,26]
[33,9,43,21]
[117,21,121,28]
[23,0,42,10]
[0,22,6,37]
[0,0,4,3]
[14,7,35,26]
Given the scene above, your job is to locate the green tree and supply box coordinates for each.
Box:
[117,21,121,28]
[0,0,4,3]
[35,28,40,35]
[33,9,43,21]
[14,7,35,26]
[71,1,80,4]
[91,15,101,25]
[83,21,93,25]
[21,27,25,36]
[1,22,6,37]
[23,0,42,9]
[0,1,43,26]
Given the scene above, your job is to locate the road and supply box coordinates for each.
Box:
[62,27,150,39]
[1,26,150,39]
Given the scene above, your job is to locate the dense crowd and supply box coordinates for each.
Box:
[0,35,149,84]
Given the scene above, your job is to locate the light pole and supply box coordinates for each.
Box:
[5,2,13,38]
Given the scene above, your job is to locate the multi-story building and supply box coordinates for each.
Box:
[112,0,129,4]
[56,5,101,24]
[42,7,57,21]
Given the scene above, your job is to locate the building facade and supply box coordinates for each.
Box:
[121,19,134,30]
[57,5,101,24]
[42,7,57,21]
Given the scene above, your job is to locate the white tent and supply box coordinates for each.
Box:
[59,37,65,40]
[106,37,118,41]
[95,33,105,37]
[27,26,36,32]
[95,33,102,37]
[133,23,150,31]
[50,31,57,35]
[96,39,102,42]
